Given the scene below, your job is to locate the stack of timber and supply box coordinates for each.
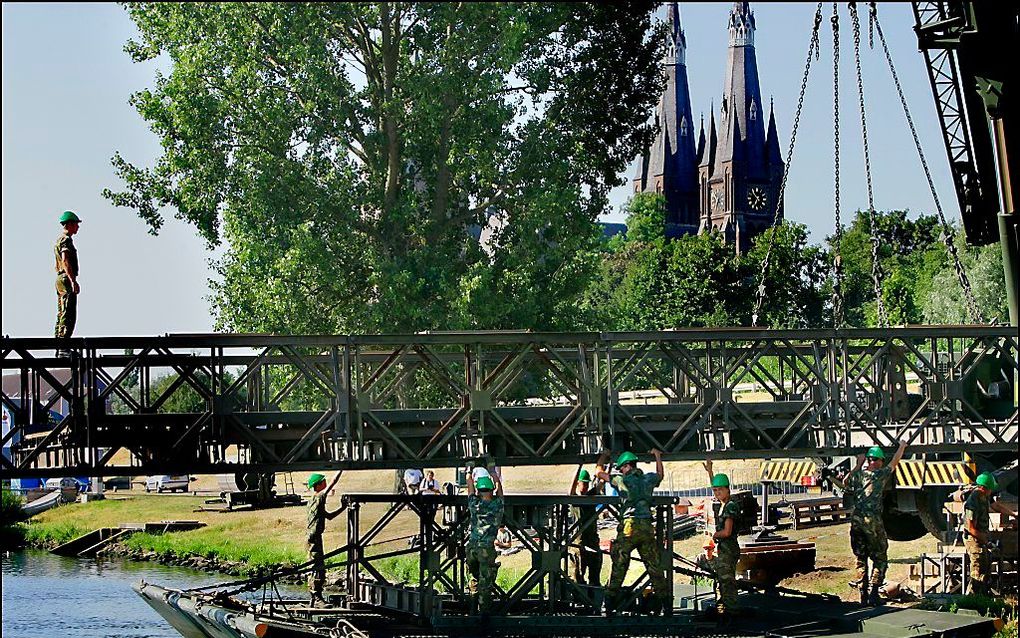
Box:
[789,495,850,529]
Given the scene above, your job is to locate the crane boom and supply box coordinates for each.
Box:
[913,1,1018,325]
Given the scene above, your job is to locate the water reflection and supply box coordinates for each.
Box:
[2,550,225,638]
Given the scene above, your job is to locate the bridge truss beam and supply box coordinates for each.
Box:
[1,327,1016,478]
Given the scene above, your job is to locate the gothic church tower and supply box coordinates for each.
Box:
[636,2,784,252]
[633,3,700,237]
[698,2,785,252]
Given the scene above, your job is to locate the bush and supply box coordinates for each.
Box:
[1,488,27,527]
[23,521,90,547]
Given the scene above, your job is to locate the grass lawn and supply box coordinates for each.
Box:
[21,464,943,600]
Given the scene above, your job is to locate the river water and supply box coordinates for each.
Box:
[2,549,231,638]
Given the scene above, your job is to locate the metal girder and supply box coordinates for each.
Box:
[341,493,678,625]
[0,327,1016,478]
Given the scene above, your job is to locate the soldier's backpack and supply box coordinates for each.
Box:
[712,489,759,535]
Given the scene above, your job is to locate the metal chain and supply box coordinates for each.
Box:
[849,2,888,326]
[752,3,824,326]
[830,3,845,329]
[871,5,983,323]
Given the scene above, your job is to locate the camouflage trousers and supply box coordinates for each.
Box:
[307,538,325,597]
[606,518,670,607]
[850,517,888,586]
[711,545,740,614]
[467,544,499,613]
[55,273,77,339]
[570,535,603,587]
[965,539,989,595]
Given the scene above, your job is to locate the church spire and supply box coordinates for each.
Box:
[715,1,766,176]
[765,97,782,167]
[728,2,756,47]
[633,1,699,233]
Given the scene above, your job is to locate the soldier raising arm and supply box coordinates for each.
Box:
[844,440,907,606]
[306,471,346,607]
[465,465,504,616]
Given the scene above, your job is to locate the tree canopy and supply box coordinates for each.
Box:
[105,2,665,333]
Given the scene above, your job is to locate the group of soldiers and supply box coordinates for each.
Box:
[303,445,1013,618]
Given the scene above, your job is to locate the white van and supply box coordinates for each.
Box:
[145,475,191,493]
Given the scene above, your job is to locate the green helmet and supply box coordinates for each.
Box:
[475,475,495,491]
[616,451,639,467]
[866,446,886,460]
[59,210,82,224]
[711,473,730,488]
[307,473,326,489]
[577,469,591,482]
[975,472,998,492]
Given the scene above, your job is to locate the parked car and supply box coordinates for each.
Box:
[145,475,191,493]
[103,476,133,491]
[44,477,87,492]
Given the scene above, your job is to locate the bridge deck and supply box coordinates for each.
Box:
[1,327,1016,477]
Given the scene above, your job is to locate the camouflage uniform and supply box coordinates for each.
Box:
[467,495,504,613]
[847,466,892,590]
[306,490,328,598]
[607,469,669,610]
[711,499,742,614]
[963,489,990,595]
[54,232,79,339]
[571,484,603,587]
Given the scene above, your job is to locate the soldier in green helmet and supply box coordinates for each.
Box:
[305,471,345,606]
[595,448,670,615]
[702,460,740,618]
[830,441,907,605]
[951,471,1016,594]
[466,466,504,615]
[54,211,82,349]
[569,466,603,587]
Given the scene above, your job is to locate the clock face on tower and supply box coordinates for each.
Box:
[710,186,725,213]
[747,186,768,211]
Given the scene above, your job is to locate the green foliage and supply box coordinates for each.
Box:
[829,210,1006,326]
[23,520,90,547]
[1,488,27,527]
[107,2,666,334]
[625,192,667,244]
[123,527,305,575]
[584,195,826,330]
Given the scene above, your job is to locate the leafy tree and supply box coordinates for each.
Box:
[624,192,666,244]
[744,222,828,329]
[829,210,945,326]
[105,2,665,333]
[921,238,1008,324]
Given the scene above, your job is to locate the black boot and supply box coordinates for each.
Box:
[867,584,881,607]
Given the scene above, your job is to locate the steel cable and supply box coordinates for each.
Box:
[870,4,982,323]
[850,2,889,327]
[752,3,824,326]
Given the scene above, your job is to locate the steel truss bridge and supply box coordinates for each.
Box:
[1,326,1016,479]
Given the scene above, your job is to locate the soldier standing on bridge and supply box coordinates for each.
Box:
[596,448,670,615]
[951,472,1016,595]
[54,210,82,350]
[466,466,504,616]
[569,467,603,587]
[702,461,741,618]
[306,471,345,607]
[832,441,907,606]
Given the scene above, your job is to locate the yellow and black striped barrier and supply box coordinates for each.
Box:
[895,459,975,488]
[760,459,817,483]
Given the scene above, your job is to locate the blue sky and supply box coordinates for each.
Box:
[2,2,958,337]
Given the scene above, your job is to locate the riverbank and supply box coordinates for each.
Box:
[8,464,958,599]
